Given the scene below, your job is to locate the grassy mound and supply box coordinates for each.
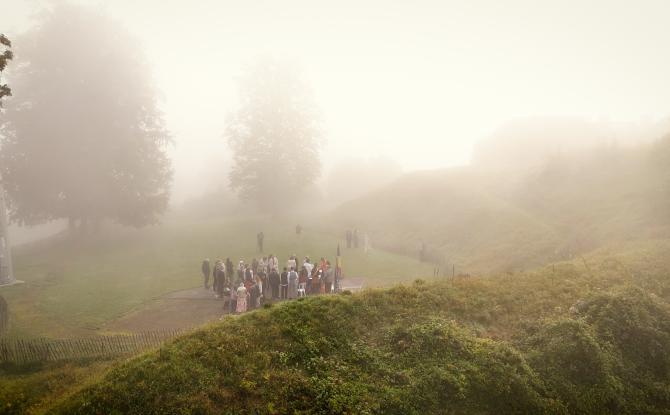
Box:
[49,240,670,414]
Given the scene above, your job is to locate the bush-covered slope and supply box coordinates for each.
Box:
[50,240,670,414]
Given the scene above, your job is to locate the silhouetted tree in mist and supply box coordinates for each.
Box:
[225,57,321,214]
[0,4,172,231]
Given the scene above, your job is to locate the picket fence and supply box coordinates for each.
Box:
[0,329,183,364]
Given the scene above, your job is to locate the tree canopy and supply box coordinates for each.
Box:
[0,4,172,228]
[225,58,321,213]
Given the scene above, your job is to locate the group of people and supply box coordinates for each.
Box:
[200,254,340,314]
[345,228,371,253]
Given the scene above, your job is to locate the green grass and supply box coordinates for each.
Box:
[1,217,433,338]
[0,360,115,415]
[39,238,670,414]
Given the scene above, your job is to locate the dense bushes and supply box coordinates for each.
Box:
[523,319,623,414]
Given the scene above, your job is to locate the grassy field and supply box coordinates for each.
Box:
[44,238,670,414]
[1,217,433,338]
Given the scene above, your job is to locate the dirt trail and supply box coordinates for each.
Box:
[103,287,228,333]
[104,279,366,333]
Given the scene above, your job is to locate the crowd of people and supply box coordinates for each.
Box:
[345,228,370,253]
[200,254,340,314]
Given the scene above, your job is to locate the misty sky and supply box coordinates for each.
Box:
[3,0,670,201]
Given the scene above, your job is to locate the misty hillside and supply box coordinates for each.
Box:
[329,132,670,273]
[472,117,670,171]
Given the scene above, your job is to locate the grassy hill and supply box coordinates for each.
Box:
[326,135,670,274]
[34,239,670,414]
[2,217,432,338]
[326,168,562,273]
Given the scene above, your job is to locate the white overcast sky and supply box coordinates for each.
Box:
[3,0,670,200]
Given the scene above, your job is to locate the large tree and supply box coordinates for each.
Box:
[225,58,322,213]
[0,4,171,229]
[0,34,14,289]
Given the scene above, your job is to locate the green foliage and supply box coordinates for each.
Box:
[524,319,624,414]
[47,242,670,414]
[582,289,670,412]
[4,236,670,413]
[0,359,114,415]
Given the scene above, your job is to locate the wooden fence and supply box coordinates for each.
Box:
[0,329,183,364]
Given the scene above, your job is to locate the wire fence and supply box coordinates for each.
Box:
[0,329,183,364]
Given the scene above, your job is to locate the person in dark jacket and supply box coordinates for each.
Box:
[245,265,253,284]
[269,268,280,299]
[201,259,211,289]
[225,258,234,277]
[212,260,220,293]
[248,281,260,310]
[215,266,226,298]
[280,267,289,299]
[260,269,271,302]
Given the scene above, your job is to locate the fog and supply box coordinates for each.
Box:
[4,3,670,408]
[3,0,670,204]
